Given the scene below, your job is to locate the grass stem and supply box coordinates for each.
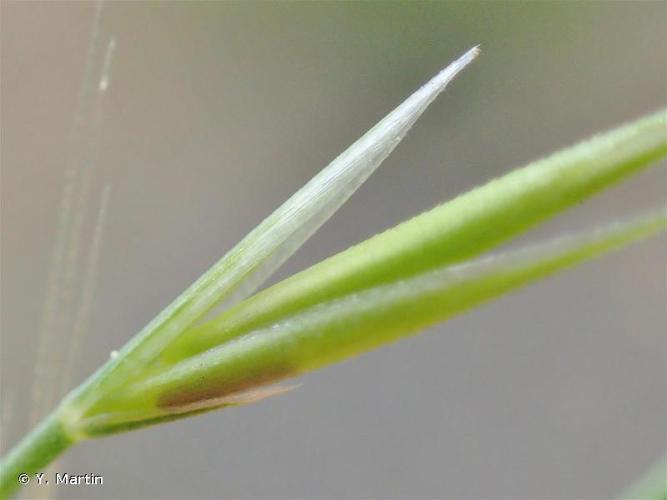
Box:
[0,411,74,499]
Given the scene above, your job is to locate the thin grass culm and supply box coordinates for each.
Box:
[1,47,666,499]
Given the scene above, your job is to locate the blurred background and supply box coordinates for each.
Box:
[1,1,665,498]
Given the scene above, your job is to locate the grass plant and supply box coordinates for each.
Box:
[1,47,665,499]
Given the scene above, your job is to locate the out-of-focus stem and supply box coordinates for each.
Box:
[622,456,667,500]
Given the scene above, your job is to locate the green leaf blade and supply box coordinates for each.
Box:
[166,109,667,362]
[81,210,665,435]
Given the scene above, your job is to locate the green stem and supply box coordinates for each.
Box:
[0,411,75,499]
